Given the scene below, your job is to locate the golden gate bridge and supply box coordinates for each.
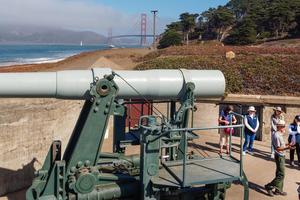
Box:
[107,11,159,47]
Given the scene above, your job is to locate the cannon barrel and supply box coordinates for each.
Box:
[0,68,225,100]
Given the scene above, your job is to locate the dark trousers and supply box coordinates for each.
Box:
[288,135,300,163]
[290,144,300,163]
[266,154,285,192]
[243,133,256,152]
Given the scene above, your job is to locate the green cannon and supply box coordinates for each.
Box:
[0,68,248,200]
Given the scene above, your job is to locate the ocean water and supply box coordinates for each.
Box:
[0,44,131,67]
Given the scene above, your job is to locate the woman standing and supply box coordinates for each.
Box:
[270,107,285,158]
[242,106,260,155]
[288,115,300,166]
[218,105,237,155]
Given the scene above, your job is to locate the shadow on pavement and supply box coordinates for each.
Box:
[0,158,37,200]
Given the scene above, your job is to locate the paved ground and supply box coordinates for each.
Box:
[193,132,300,200]
[2,131,300,200]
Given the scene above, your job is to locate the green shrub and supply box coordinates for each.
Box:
[257,32,271,39]
[158,30,182,49]
[224,18,257,45]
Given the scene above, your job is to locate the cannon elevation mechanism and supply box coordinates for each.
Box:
[0,68,249,200]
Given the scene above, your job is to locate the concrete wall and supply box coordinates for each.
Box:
[193,102,220,134]
[262,105,300,142]
[0,99,83,196]
[200,94,300,142]
[0,98,119,196]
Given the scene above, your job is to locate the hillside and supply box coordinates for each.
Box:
[257,38,300,48]
[0,24,107,44]
[135,43,300,96]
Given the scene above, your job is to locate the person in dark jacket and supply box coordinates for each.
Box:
[288,115,300,166]
[242,106,260,155]
[218,105,237,155]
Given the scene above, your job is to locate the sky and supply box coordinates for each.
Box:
[0,0,229,36]
[95,0,228,18]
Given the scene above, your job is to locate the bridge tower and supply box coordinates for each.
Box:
[140,13,147,46]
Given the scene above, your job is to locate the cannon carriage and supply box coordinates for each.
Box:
[0,68,249,200]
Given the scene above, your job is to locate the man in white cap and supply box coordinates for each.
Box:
[265,119,294,196]
[242,106,260,155]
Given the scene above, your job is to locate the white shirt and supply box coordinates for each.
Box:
[244,114,259,133]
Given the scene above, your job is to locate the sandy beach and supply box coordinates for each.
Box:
[0,48,152,72]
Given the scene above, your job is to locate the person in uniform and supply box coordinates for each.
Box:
[265,119,294,196]
[270,107,285,158]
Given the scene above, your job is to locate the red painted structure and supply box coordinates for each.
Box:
[140,13,147,46]
[126,100,152,128]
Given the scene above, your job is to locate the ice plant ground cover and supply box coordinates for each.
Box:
[136,45,300,96]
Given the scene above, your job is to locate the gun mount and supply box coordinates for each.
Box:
[0,68,249,200]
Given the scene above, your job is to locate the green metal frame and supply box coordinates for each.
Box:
[137,112,248,199]
[26,75,129,199]
[26,74,248,200]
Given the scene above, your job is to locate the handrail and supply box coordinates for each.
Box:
[164,112,245,187]
[178,117,245,187]
[142,112,246,187]
[167,124,244,132]
[229,112,245,177]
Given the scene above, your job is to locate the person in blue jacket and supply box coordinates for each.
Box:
[243,106,260,155]
[288,115,300,166]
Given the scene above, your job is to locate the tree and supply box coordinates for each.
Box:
[246,0,269,35]
[166,21,182,32]
[179,12,199,45]
[226,0,248,20]
[158,30,182,49]
[201,6,235,41]
[161,0,300,46]
[267,0,296,38]
[224,17,257,45]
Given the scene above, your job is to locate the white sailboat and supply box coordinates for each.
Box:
[80,41,83,46]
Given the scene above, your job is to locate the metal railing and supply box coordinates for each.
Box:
[161,112,245,188]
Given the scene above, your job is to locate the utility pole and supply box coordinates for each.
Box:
[151,10,158,49]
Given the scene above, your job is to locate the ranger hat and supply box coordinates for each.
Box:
[273,106,283,112]
[248,106,256,112]
[276,119,286,127]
